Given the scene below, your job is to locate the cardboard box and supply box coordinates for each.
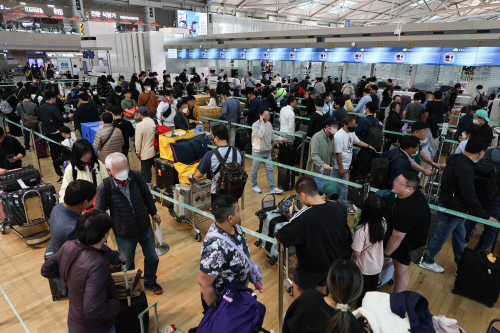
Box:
[199,106,223,131]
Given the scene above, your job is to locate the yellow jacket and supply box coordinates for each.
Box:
[187,104,200,123]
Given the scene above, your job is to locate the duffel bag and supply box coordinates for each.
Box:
[0,165,41,192]
[159,129,195,161]
[173,161,206,184]
[169,135,208,165]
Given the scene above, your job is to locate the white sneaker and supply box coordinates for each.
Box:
[270,188,284,194]
[252,186,262,193]
[418,262,444,273]
[347,208,355,215]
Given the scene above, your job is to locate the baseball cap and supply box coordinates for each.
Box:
[322,181,341,200]
[476,109,490,121]
[324,117,340,126]
[137,106,149,116]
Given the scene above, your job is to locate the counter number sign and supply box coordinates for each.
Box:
[79,23,84,36]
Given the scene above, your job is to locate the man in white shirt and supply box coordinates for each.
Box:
[72,65,79,80]
[219,69,225,78]
[334,114,376,214]
[280,96,297,143]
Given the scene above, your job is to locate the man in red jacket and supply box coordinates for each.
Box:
[41,210,120,333]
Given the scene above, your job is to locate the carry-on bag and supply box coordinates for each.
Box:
[169,135,208,165]
[348,169,369,208]
[0,164,41,192]
[35,136,47,158]
[154,158,178,190]
[44,241,65,301]
[453,248,500,308]
[114,261,149,333]
[277,166,295,191]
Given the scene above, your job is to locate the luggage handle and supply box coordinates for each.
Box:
[120,260,132,307]
[138,301,160,333]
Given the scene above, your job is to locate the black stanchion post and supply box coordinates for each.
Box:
[300,133,307,170]
[30,129,42,177]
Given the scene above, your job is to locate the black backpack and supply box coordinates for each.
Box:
[474,149,500,202]
[350,147,378,175]
[363,118,383,152]
[213,147,248,199]
[278,143,297,167]
[370,149,407,189]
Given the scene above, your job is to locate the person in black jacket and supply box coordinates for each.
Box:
[447,83,461,108]
[94,152,163,294]
[173,76,183,98]
[111,106,135,158]
[303,90,318,116]
[0,127,25,173]
[2,88,22,137]
[107,85,124,106]
[179,69,188,89]
[383,101,404,152]
[14,82,25,102]
[332,77,343,98]
[419,136,498,274]
[186,78,196,96]
[261,80,272,99]
[307,98,328,138]
[267,86,278,113]
[222,75,233,93]
[74,93,99,132]
[38,91,73,165]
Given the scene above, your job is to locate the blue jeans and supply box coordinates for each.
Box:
[150,114,157,120]
[69,326,115,333]
[464,196,500,251]
[115,227,159,285]
[250,150,276,190]
[23,129,30,150]
[334,169,350,209]
[425,204,466,265]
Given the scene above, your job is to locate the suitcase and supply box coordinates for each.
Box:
[378,258,394,288]
[277,166,296,191]
[452,248,500,307]
[35,136,47,158]
[172,179,211,221]
[154,158,178,190]
[256,208,288,265]
[441,129,457,156]
[450,107,460,126]
[153,186,173,209]
[348,170,369,207]
[0,165,41,192]
[114,261,149,333]
[44,241,65,301]
[1,183,57,227]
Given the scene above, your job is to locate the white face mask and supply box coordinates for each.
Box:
[473,119,480,125]
[88,92,91,96]
[420,138,428,146]
[49,81,54,84]
[31,94,36,99]
[462,132,468,139]
[93,91,97,95]
[182,108,188,114]
[114,169,129,181]
[427,98,432,102]
[146,87,151,92]
[330,127,338,135]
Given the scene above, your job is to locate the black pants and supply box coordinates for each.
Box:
[53,157,65,177]
[201,292,210,314]
[7,113,22,136]
[141,157,155,184]
[358,273,379,307]
[46,132,64,163]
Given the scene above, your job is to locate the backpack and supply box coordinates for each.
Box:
[277,194,302,221]
[153,119,171,152]
[196,283,269,333]
[443,89,454,105]
[370,149,407,190]
[173,82,182,98]
[72,162,100,186]
[350,147,378,175]
[356,80,365,97]
[474,149,500,202]
[0,100,13,115]
[476,91,489,109]
[363,117,383,151]
[213,147,248,199]
[278,142,297,166]
[299,80,308,91]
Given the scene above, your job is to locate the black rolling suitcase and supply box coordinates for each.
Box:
[0,164,41,192]
[452,248,500,308]
[154,158,178,190]
[44,241,65,301]
[347,170,368,208]
[153,186,173,209]
[278,167,295,191]
[115,261,149,333]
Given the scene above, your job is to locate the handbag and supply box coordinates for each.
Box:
[206,232,263,285]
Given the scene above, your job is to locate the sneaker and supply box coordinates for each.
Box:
[418,262,444,273]
[252,186,262,193]
[25,148,31,152]
[57,177,64,184]
[144,282,163,294]
[270,188,284,194]
[347,208,355,215]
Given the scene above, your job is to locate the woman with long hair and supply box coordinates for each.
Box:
[283,259,365,333]
[207,89,219,106]
[58,139,108,203]
[97,75,112,98]
[130,74,141,101]
[352,194,387,305]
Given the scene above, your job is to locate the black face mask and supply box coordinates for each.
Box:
[347,126,356,133]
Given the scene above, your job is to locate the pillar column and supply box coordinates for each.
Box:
[69,0,84,29]
[143,6,156,31]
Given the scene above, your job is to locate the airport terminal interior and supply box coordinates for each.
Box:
[3,0,500,332]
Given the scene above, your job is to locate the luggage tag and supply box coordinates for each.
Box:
[488,253,497,263]
[17,179,28,189]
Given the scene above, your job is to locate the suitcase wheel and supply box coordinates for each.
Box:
[52,296,59,301]
[285,286,294,296]
[388,279,394,286]
[254,240,262,247]
[487,302,495,308]
[268,258,277,265]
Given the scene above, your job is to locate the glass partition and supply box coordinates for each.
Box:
[273,61,292,81]
[293,62,310,81]
[251,60,264,81]
[346,63,372,84]
[310,62,322,80]
[462,66,500,95]
[413,65,439,91]
[374,64,412,89]
[324,63,343,81]
[436,65,462,91]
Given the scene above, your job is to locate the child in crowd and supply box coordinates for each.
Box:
[54,126,74,183]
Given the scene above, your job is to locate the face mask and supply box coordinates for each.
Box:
[473,119,480,125]
[88,92,91,96]
[114,169,129,181]
[146,87,151,92]
[420,138,428,146]
[347,126,356,133]
[462,132,468,139]
[49,81,54,84]
[427,98,432,101]
[31,94,36,99]
[93,91,97,95]
[161,96,167,102]
[411,149,418,157]
[182,108,188,114]
[330,127,338,135]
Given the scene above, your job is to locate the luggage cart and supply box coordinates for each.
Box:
[1,189,53,246]
[425,167,444,205]
[170,178,212,242]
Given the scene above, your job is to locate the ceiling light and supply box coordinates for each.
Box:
[47,5,55,7]
[20,2,26,4]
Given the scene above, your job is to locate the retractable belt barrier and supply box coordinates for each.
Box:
[0,285,30,332]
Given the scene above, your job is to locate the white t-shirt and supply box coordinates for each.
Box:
[72,68,79,76]
[334,128,359,170]
[279,105,295,137]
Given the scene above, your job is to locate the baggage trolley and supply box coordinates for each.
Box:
[138,301,184,333]
[170,178,212,242]
[424,167,444,205]
[1,189,53,246]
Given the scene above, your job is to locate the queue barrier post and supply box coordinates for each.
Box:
[30,129,42,177]
[277,241,284,333]
[300,133,307,170]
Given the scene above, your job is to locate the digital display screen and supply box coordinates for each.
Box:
[36,57,44,68]
[177,10,207,35]
[89,51,94,59]
[175,46,500,66]
[82,51,88,58]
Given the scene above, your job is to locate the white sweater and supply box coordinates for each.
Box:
[157,100,177,127]
[252,121,283,152]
